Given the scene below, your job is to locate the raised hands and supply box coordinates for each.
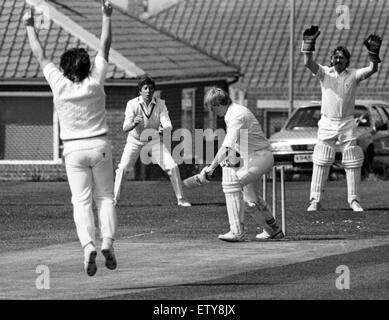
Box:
[23,7,35,27]
[364,34,382,63]
[101,0,113,17]
[301,25,321,53]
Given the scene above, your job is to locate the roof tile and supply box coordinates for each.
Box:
[149,0,389,92]
[0,0,239,82]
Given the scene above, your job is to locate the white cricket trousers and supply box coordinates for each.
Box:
[64,137,117,248]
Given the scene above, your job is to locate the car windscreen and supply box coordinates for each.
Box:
[285,105,370,130]
[285,106,321,130]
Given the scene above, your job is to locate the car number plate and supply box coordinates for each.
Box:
[294,154,312,163]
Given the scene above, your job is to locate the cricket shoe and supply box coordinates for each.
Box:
[256,227,284,240]
[84,248,97,277]
[101,238,117,270]
[350,200,364,212]
[177,198,191,207]
[307,201,321,212]
[101,247,117,270]
[218,231,245,242]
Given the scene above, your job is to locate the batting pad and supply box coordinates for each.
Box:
[310,164,330,203]
[222,167,244,235]
[342,146,364,203]
[312,143,335,166]
[342,146,364,168]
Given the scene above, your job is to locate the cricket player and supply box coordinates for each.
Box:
[114,75,191,207]
[302,26,382,212]
[202,87,284,241]
[24,1,117,276]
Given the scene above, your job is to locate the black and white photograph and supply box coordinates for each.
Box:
[0,0,388,309]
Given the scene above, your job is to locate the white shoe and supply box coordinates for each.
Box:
[178,198,191,207]
[218,231,245,242]
[350,200,364,212]
[84,246,97,277]
[307,201,321,212]
[256,228,284,240]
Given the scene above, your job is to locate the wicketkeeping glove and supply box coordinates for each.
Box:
[301,25,321,53]
[364,34,382,63]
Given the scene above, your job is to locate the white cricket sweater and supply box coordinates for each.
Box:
[43,55,109,141]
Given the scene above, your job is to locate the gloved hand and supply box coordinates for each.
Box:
[23,7,35,27]
[201,166,214,181]
[301,25,321,53]
[364,34,382,63]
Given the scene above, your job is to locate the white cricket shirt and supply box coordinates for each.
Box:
[315,64,367,119]
[222,103,271,158]
[123,96,172,143]
[43,54,109,141]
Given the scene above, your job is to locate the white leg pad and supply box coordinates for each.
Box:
[342,146,364,204]
[346,168,361,204]
[342,146,364,169]
[310,143,335,202]
[222,167,244,235]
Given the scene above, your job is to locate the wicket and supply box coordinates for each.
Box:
[262,165,287,236]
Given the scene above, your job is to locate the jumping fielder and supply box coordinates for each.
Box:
[24,1,117,276]
[302,26,382,212]
[202,87,284,242]
[114,75,191,207]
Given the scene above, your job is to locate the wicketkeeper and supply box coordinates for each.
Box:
[302,25,382,212]
[202,87,284,242]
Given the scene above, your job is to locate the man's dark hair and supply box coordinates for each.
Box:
[137,74,156,94]
[60,48,91,82]
[330,46,351,68]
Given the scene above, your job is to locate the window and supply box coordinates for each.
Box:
[0,94,61,163]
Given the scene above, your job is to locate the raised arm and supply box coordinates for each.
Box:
[23,7,50,69]
[356,34,382,82]
[98,1,113,62]
[301,25,321,75]
[303,52,320,75]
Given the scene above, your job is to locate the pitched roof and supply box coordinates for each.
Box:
[0,0,239,82]
[149,0,389,93]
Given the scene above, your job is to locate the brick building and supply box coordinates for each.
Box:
[0,0,240,181]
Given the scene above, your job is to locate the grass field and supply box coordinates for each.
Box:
[0,177,388,300]
[0,177,388,254]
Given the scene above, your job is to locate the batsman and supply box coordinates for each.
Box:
[201,87,284,242]
[302,26,382,212]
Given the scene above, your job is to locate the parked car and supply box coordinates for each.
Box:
[270,100,389,177]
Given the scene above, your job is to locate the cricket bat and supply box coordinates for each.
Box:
[183,171,212,189]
